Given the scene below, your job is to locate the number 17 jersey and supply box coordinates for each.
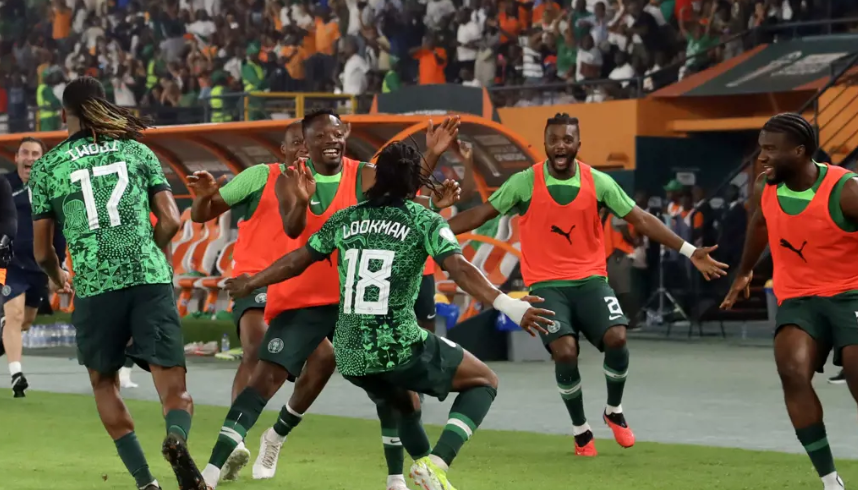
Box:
[307,199,462,376]
[29,132,174,298]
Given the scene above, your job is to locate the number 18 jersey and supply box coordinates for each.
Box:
[307,199,462,376]
[29,132,174,298]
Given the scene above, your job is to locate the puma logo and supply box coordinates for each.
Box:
[550,225,576,245]
[779,238,807,262]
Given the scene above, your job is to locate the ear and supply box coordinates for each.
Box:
[61,108,67,124]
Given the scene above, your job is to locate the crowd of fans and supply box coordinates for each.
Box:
[0,0,856,131]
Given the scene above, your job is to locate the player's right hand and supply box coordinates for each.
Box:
[187,171,226,198]
[54,270,72,294]
[720,271,753,310]
[519,295,554,337]
[225,273,255,299]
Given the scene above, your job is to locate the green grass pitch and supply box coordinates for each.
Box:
[2,391,854,489]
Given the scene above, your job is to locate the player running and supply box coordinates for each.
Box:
[226,141,553,490]
[199,110,461,490]
[29,76,206,490]
[2,137,67,397]
[721,113,858,490]
[186,120,308,480]
[446,113,727,456]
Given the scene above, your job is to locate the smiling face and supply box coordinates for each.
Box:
[544,123,581,175]
[281,123,307,164]
[758,129,805,186]
[16,141,44,183]
[305,115,347,170]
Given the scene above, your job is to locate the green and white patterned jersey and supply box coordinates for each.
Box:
[307,200,462,376]
[29,132,174,298]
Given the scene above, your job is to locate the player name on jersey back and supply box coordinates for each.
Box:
[341,219,411,242]
[65,140,120,161]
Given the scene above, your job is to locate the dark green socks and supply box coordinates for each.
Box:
[555,362,587,426]
[431,385,497,466]
[209,387,268,468]
[604,345,629,408]
[796,423,837,477]
[397,409,432,460]
[165,409,192,440]
[273,403,303,438]
[115,432,155,488]
[377,403,405,476]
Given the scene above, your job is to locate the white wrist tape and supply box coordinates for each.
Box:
[493,293,531,326]
[679,241,696,258]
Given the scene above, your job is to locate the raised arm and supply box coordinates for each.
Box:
[188,170,231,222]
[721,173,768,309]
[276,162,313,238]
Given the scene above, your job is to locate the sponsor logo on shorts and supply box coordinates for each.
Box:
[1,285,10,297]
[547,320,560,334]
[268,338,284,354]
[255,293,267,304]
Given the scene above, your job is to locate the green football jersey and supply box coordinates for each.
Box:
[307,200,462,376]
[29,132,174,298]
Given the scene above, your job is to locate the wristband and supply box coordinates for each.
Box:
[679,241,696,258]
[492,293,531,326]
[429,197,440,212]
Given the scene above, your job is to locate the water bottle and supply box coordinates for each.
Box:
[31,326,42,349]
[22,328,30,349]
[221,333,230,353]
[60,325,70,347]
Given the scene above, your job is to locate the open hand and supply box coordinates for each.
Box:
[187,171,227,198]
[225,273,255,299]
[455,140,473,166]
[426,116,461,156]
[720,271,753,310]
[519,295,555,337]
[431,179,462,209]
[276,160,316,205]
[690,245,729,281]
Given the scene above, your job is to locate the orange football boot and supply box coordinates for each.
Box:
[573,432,598,457]
[603,411,635,448]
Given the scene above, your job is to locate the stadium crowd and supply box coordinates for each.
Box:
[0,0,856,130]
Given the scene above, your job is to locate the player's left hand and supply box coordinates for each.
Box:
[689,245,729,281]
[426,116,461,156]
[519,295,554,337]
[187,170,227,198]
[431,179,462,209]
[225,273,255,299]
[53,269,72,294]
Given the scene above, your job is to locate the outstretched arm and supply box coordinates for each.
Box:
[447,202,500,235]
[721,173,768,309]
[228,246,316,296]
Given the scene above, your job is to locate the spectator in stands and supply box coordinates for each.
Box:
[412,33,448,86]
[340,36,370,95]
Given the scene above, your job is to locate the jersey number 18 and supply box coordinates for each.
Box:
[70,161,129,231]
[343,249,394,315]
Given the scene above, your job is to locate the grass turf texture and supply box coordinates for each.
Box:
[2,392,855,490]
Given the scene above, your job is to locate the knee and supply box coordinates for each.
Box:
[484,369,499,391]
[307,340,336,373]
[602,326,627,350]
[777,358,813,388]
[251,364,289,397]
[550,338,578,365]
[3,311,24,330]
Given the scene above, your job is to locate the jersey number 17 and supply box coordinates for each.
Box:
[343,249,394,315]
[70,161,129,231]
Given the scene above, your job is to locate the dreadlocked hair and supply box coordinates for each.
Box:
[366,141,435,204]
[301,108,341,135]
[63,76,151,141]
[545,112,579,131]
[762,112,818,156]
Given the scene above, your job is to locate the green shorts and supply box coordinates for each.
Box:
[344,333,464,403]
[532,279,628,351]
[232,287,267,331]
[775,291,858,370]
[260,304,339,379]
[72,284,186,375]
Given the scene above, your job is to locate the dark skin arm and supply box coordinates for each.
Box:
[447,202,500,235]
[838,177,858,223]
[150,190,182,250]
[187,171,230,223]
[33,219,69,290]
[720,173,768,309]
[226,246,316,297]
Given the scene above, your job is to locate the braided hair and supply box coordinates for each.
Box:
[545,112,579,131]
[62,76,151,141]
[366,142,435,204]
[762,113,817,157]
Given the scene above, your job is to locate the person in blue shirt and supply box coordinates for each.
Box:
[2,137,66,398]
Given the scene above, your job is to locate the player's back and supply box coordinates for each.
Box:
[316,199,461,375]
[29,134,173,298]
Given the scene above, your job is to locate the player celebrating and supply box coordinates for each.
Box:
[199,110,461,489]
[226,141,553,490]
[2,137,67,397]
[29,76,206,490]
[721,113,857,490]
[446,113,727,456]
[186,120,308,480]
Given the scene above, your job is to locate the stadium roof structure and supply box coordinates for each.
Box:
[0,114,538,200]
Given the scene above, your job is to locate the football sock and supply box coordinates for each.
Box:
[555,362,587,426]
[209,387,268,468]
[9,361,21,376]
[272,403,303,439]
[376,403,405,476]
[114,432,155,488]
[397,409,431,460]
[796,423,837,478]
[603,345,629,407]
[165,409,192,440]
[431,385,497,467]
